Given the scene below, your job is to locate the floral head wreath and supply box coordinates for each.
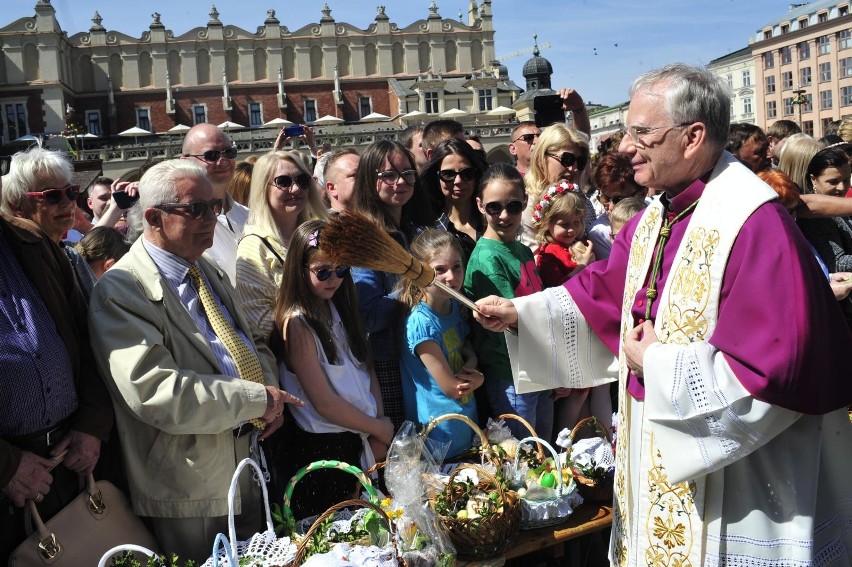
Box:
[531,181,581,224]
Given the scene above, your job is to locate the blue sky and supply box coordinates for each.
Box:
[6,0,801,107]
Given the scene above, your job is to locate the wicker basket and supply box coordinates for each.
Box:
[568,417,614,503]
[429,463,520,560]
[289,499,404,566]
[422,413,499,466]
[281,460,380,540]
[512,436,581,530]
[495,413,545,462]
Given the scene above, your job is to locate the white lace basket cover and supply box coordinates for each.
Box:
[202,458,297,567]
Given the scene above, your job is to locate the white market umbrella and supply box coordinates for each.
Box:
[217,121,245,131]
[312,115,344,125]
[167,124,191,134]
[263,117,294,128]
[487,105,516,117]
[440,108,468,119]
[118,126,153,143]
[75,132,98,150]
[401,110,427,121]
[360,112,391,123]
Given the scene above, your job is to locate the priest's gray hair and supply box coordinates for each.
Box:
[630,63,730,152]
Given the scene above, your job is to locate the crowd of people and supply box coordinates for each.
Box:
[3,62,852,566]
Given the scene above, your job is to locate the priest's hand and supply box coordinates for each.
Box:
[624,320,658,378]
[474,296,518,331]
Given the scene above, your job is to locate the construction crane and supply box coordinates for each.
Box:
[496,40,552,63]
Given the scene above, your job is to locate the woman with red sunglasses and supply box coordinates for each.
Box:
[2,147,97,299]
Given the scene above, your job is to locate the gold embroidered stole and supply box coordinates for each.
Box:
[611,157,777,567]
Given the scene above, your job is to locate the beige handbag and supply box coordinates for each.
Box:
[9,473,159,566]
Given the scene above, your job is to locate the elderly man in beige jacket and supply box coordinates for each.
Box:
[88,159,301,562]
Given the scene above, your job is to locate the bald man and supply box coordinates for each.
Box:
[181,123,246,285]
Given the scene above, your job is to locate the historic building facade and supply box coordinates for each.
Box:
[0,0,523,147]
[752,0,852,138]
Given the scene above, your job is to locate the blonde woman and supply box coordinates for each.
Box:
[521,123,593,252]
[236,151,327,339]
[776,133,822,193]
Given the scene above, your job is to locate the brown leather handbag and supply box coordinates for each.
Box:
[9,473,159,566]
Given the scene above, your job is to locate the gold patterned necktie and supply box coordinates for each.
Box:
[187,265,266,430]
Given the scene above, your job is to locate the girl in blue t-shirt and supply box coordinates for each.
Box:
[398,229,484,459]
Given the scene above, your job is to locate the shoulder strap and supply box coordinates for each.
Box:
[244,233,284,263]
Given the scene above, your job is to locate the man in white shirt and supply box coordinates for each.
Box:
[182,123,247,285]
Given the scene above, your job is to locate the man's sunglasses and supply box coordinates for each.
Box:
[483,200,524,216]
[311,265,350,281]
[154,198,223,220]
[377,169,417,185]
[438,167,477,182]
[26,184,81,204]
[271,173,313,190]
[547,151,588,171]
[184,147,238,163]
[512,133,539,144]
[598,189,641,206]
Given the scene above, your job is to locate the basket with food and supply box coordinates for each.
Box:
[429,463,520,560]
[292,499,402,566]
[562,416,615,503]
[510,436,583,529]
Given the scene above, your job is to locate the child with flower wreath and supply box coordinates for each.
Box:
[532,182,596,288]
[532,182,611,436]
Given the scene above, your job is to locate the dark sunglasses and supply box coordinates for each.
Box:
[597,189,641,206]
[377,169,417,185]
[311,265,350,281]
[271,173,313,190]
[184,146,238,163]
[483,200,525,216]
[0,155,11,176]
[154,198,223,220]
[547,151,588,171]
[512,133,539,144]
[26,184,81,204]
[438,167,477,182]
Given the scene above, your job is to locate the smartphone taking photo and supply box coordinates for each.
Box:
[112,190,140,209]
[534,94,566,128]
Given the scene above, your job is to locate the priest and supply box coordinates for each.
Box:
[476,63,852,566]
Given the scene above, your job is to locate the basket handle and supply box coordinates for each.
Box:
[211,533,237,567]
[291,498,396,566]
[513,436,566,495]
[569,416,611,444]
[496,413,545,461]
[227,458,274,558]
[445,462,507,511]
[423,413,498,464]
[281,460,379,530]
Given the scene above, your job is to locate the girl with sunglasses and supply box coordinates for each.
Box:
[236,151,326,340]
[270,219,391,519]
[420,138,488,260]
[398,229,483,459]
[463,164,550,440]
[521,123,594,254]
[348,140,434,431]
